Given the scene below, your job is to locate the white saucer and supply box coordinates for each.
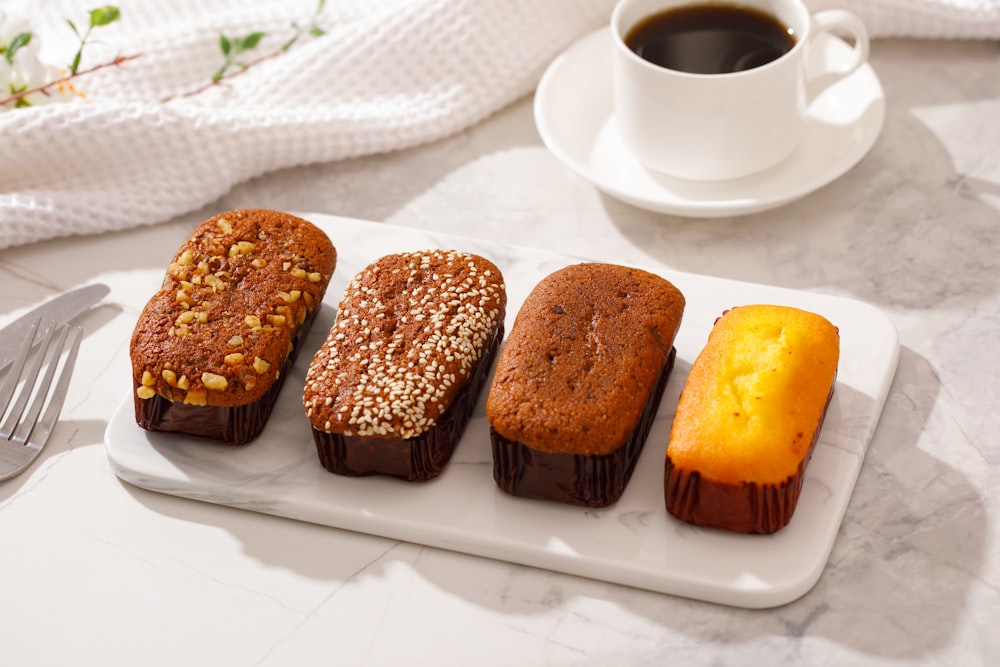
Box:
[533,28,886,218]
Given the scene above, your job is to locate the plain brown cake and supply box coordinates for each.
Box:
[130,209,336,445]
[303,249,507,481]
[664,304,840,534]
[486,262,685,507]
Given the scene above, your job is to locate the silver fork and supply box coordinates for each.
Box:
[0,318,83,481]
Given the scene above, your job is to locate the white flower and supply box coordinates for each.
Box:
[0,9,31,46]
[0,9,76,110]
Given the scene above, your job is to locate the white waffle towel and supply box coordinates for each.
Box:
[810,0,1000,39]
[1,0,998,249]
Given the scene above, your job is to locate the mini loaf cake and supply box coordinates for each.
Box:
[131,209,336,445]
[664,304,840,534]
[486,263,685,507]
[303,250,507,482]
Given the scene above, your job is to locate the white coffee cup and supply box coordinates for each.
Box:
[611,0,870,181]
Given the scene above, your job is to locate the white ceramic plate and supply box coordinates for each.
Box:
[105,214,899,608]
[533,28,886,218]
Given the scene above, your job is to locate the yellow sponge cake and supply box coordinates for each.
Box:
[665,304,839,533]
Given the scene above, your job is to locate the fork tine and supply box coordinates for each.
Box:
[14,323,71,446]
[0,322,83,481]
[0,317,40,419]
[0,318,53,438]
[20,325,82,451]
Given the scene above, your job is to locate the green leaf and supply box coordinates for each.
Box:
[240,31,265,51]
[90,6,121,28]
[309,27,326,37]
[66,18,80,37]
[10,32,33,52]
[219,34,231,56]
[4,33,32,64]
[317,0,327,12]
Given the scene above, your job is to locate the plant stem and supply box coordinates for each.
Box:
[0,53,141,108]
[161,49,283,103]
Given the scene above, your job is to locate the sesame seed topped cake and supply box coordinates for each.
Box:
[664,305,840,534]
[303,249,506,482]
[486,263,685,507]
[130,209,336,445]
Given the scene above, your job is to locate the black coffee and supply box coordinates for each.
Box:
[625,4,796,74]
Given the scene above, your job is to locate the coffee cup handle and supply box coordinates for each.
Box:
[808,9,870,82]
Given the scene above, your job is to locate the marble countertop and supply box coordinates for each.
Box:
[2,36,998,665]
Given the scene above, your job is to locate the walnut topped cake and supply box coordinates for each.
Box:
[304,249,506,481]
[130,209,336,445]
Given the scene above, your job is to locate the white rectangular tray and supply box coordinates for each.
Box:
[105,213,899,608]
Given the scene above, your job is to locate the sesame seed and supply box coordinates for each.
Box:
[304,250,504,438]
